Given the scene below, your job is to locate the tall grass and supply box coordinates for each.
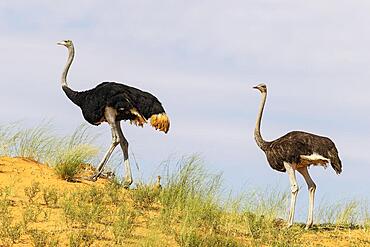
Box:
[52,125,99,180]
[159,156,222,224]
[0,152,369,246]
[0,122,99,180]
[316,199,370,228]
[0,122,56,162]
[15,123,56,162]
[157,155,301,246]
[0,122,21,156]
[0,122,369,245]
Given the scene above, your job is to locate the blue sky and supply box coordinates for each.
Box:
[0,1,369,219]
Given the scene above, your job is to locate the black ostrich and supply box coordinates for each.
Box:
[253,83,342,229]
[57,40,170,188]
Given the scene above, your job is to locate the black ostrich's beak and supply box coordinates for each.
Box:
[57,41,66,46]
[253,86,259,89]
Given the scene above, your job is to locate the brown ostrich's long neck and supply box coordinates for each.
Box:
[254,91,269,150]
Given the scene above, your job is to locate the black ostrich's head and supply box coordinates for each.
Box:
[253,83,267,93]
[57,39,73,48]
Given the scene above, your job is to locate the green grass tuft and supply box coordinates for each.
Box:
[112,206,136,244]
[52,125,99,181]
[54,144,98,181]
[131,182,161,210]
[61,185,110,229]
[42,186,59,207]
[24,181,41,203]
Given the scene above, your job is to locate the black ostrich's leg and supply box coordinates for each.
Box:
[116,121,133,189]
[87,107,119,181]
[88,125,119,181]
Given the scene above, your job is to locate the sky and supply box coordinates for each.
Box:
[0,1,369,220]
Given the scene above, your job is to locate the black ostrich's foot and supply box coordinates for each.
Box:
[83,174,99,182]
[122,178,133,189]
[285,223,293,229]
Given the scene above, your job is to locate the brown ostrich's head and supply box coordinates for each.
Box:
[57,39,74,48]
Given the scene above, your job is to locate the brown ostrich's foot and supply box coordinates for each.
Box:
[305,222,313,230]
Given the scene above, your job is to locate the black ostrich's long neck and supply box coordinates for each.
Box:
[61,46,74,87]
[62,86,82,106]
[254,91,269,150]
[61,45,82,106]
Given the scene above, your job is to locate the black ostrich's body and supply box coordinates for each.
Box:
[58,40,169,187]
[261,131,342,174]
[63,82,168,130]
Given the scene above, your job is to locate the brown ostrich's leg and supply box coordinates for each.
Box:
[297,166,316,229]
[284,162,299,227]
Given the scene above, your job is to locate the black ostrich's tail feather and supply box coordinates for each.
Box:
[150,113,170,133]
[328,147,342,174]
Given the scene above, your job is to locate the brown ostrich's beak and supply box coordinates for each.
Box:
[253,85,259,89]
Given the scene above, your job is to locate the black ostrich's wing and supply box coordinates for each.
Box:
[107,92,144,122]
[120,85,169,133]
[96,82,166,118]
[122,86,166,119]
[74,82,135,125]
[107,91,135,111]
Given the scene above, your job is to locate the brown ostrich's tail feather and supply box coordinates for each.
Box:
[150,113,170,133]
[328,148,342,175]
